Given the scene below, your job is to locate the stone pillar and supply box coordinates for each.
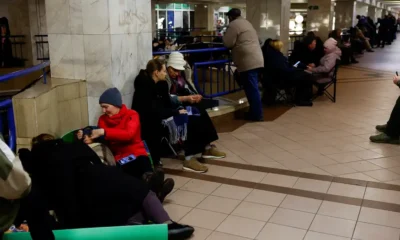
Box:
[334,0,356,29]
[307,0,332,41]
[151,0,156,38]
[246,0,291,54]
[194,4,209,30]
[45,0,153,125]
[368,5,376,22]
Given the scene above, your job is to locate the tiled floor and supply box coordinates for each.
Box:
[163,41,400,239]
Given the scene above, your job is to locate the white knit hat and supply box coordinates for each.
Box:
[167,52,186,71]
[323,38,338,52]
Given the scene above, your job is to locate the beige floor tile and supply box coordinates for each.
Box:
[264,151,299,162]
[204,165,238,178]
[316,146,343,155]
[303,155,339,167]
[385,179,400,185]
[343,161,382,172]
[364,187,400,204]
[250,160,288,169]
[216,215,266,239]
[304,231,350,240]
[206,232,252,240]
[232,201,276,221]
[280,195,322,213]
[327,182,366,198]
[165,174,191,188]
[310,215,356,238]
[196,195,241,214]
[318,201,361,221]
[353,222,400,240]
[388,166,400,175]
[297,167,333,175]
[277,158,315,170]
[368,157,400,168]
[189,227,213,240]
[166,190,207,207]
[180,209,228,230]
[363,169,400,182]
[180,179,221,195]
[339,173,379,182]
[231,169,267,183]
[326,153,362,163]
[261,173,299,188]
[359,207,400,229]
[269,208,315,229]
[163,203,192,221]
[353,150,385,160]
[370,148,400,157]
[244,189,287,207]
[293,178,331,193]
[320,164,358,176]
[211,184,252,200]
[256,223,307,240]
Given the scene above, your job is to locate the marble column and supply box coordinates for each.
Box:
[307,0,332,41]
[334,0,356,29]
[246,0,291,54]
[368,5,377,22]
[151,0,156,38]
[28,0,47,66]
[194,4,209,30]
[45,0,153,125]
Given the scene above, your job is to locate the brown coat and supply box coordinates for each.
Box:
[223,17,264,72]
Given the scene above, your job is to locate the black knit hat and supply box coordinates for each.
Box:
[99,87,122,108]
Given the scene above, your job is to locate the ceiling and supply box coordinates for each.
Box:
[380,0,400,11]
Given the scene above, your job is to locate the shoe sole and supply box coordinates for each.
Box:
[168,228,195,240]
[182,166,208,173]
[201,155,226,159]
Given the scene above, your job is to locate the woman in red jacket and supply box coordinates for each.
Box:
[90,87,174,202]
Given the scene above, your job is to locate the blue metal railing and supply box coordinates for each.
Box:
[153,48,241,98]
[0,61,50,150]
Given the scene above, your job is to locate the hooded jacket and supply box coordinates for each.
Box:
[97,105,148,162]
[311,45,341,84]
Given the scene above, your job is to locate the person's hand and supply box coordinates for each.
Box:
[90,129,105,140]
[76,130,83,140]
[308,63,316,68]
[186,96,197,104]
[179,109,188,114]
[307,66,313,71]
[393,75,400,85]
[193,94,203,103]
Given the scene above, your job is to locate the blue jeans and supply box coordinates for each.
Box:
[241,69,263,120]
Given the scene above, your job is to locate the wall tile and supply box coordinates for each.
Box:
[13,98,37,138]
[45,0,70,34]
[135,0,152,33]
[69,0,83,34]
[109,0,137,34]
[48,34,75,79]
[56,83,80,102]
[71,35,86,80]
[82,0,110,34]
[58,98,82,134]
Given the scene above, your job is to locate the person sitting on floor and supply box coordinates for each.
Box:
[132,59,221,173]
[370,75,400,144]
[88,88,175,201]
[329,29,358,65]
[18,136,194,240]
[308,38,341,87]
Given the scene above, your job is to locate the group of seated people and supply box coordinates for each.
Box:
[0,53,228,240]
[262,32,342,106]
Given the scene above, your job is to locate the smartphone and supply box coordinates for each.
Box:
[293,61,301,68]
[396,71,398,76]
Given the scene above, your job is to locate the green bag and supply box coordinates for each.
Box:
[3,225,168,240]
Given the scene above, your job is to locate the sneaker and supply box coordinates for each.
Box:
[158,178,175,203]
[202,145,226,159]
[370,133,399,144]
[168,222,195,240]
[375,124,387,132]
[183,158,208,173]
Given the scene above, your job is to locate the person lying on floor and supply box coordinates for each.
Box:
[18,136,194,240]
[87,88,174,202]
[370,75,400,144]
[164,53,225,157]
[132,58,223,173]
[0,137,31,239]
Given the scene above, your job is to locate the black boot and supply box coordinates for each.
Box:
[159,178,175,203]
[168,222,195,240]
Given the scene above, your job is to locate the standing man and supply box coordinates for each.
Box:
[223,8,264,121]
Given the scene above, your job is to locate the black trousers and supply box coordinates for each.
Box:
[386,96,400,138]
[120,156,153,180]
[183,103,219,156]
[286,71,314,102]
[340,47,355,64]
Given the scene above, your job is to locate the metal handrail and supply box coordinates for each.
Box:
[153,47,228,56]
[0,61,50,150]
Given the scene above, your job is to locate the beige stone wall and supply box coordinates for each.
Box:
[13,78,88,150]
